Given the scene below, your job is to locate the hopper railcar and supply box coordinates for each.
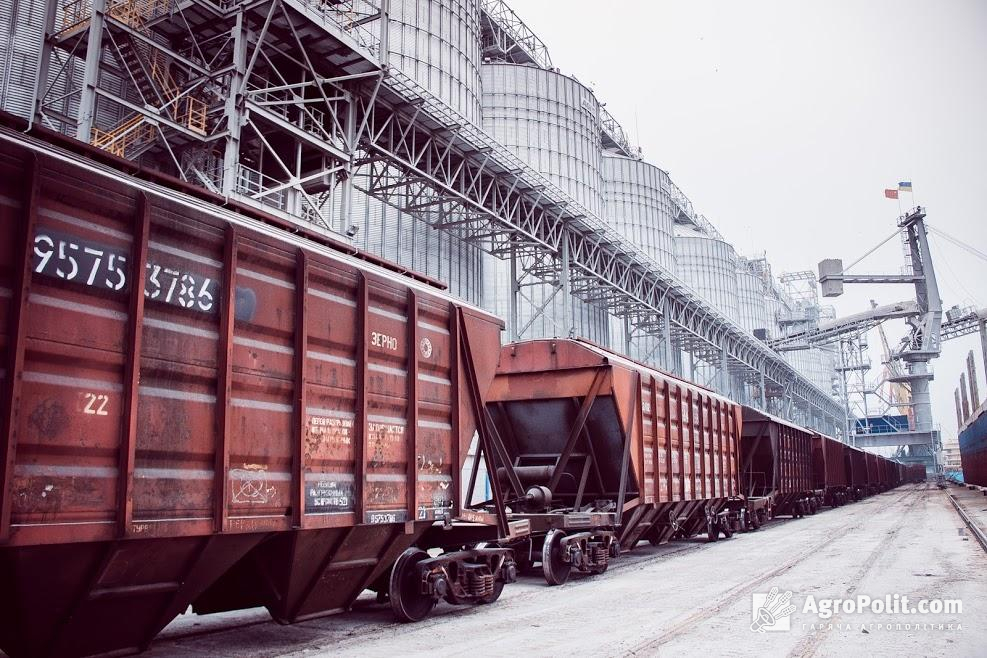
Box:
[0,121,518,657]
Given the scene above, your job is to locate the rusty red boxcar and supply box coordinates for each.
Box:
[0,126,514,656]
[904,463,927,483]
[740,408,816,518]
[473,339,742,579]
[845,445,870,500]
[811,432,849,507]
[864,452,881,494]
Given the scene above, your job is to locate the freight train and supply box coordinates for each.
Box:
[0,117,922,657]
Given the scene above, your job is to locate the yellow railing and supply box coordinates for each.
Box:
[68,0,208,153]
[91,114,156,157]
[60,0,167,34]
[181,97,207,135]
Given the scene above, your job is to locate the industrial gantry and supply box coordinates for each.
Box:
[16,0,845,434]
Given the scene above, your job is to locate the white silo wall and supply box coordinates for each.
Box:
[481,62,609,343]
[602,154,677,274]
[736,269,770,335]
[343,0,486,305]
[674,234,741,325]
[387,0,484,125]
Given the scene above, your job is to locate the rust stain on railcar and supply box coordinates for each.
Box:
[485,339,743,549]
[0,135,505,658]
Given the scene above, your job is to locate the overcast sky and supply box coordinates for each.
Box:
[509,0,987,447]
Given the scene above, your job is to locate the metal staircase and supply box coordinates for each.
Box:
[59,0,206,157]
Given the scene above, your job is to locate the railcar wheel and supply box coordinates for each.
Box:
[706,521,719,542]
[542,529,572,586]
[590,560,609,575]
[390,548,435,623]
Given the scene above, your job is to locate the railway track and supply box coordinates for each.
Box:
[946,489,987,554]
[622,486,924,656]
[147,491,908,655]
[151,531,706,652]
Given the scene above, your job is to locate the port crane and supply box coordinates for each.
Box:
[766,208,942,471]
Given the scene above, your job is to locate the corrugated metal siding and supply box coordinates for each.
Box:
[481,63,603,216]
[484,256,609,344]
[674,234,740,324]
[736,269,769,335]
[387,0,483,125]
[0,0,45,119]
[480,63,608,344]
[608,315,667,369]
[346,189,483,305]
[763,293,783,340]
[602,154,676,274]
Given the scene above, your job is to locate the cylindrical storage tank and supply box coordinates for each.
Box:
[763,293,783,341]
[674,231,740,324]
[480,63,608,343]
[386,0,484,125]
[602,154,676,273]
[736,269,769,335]
[811,346,837,394]
[345,1,485,305]
[608,314,667,369]
[801,348,822,390]
[0,0,46,120]
[481,63,604,216]
[784,349,812,382]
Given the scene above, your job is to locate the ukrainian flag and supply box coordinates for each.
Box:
[898,181,913,192]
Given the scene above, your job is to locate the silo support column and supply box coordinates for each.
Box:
[222,12,248,197]
[719,346,730,398]
[76,0,107,142]
[560,238,572,337]
[509,244,519,342]
[662,304,673,373]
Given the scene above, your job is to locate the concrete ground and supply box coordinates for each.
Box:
[948,482,987,539]
[144,483,985,657]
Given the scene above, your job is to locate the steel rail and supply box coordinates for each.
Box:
[947,490,987,554]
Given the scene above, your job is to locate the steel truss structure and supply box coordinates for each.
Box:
[21,0,843,434]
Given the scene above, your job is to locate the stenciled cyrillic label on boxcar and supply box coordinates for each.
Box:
[305,478,355,514]
[307,414,353,446]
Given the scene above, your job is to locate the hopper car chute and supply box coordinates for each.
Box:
[0,127,519,657]
[738,408,817,520]
[466,339,743,585]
